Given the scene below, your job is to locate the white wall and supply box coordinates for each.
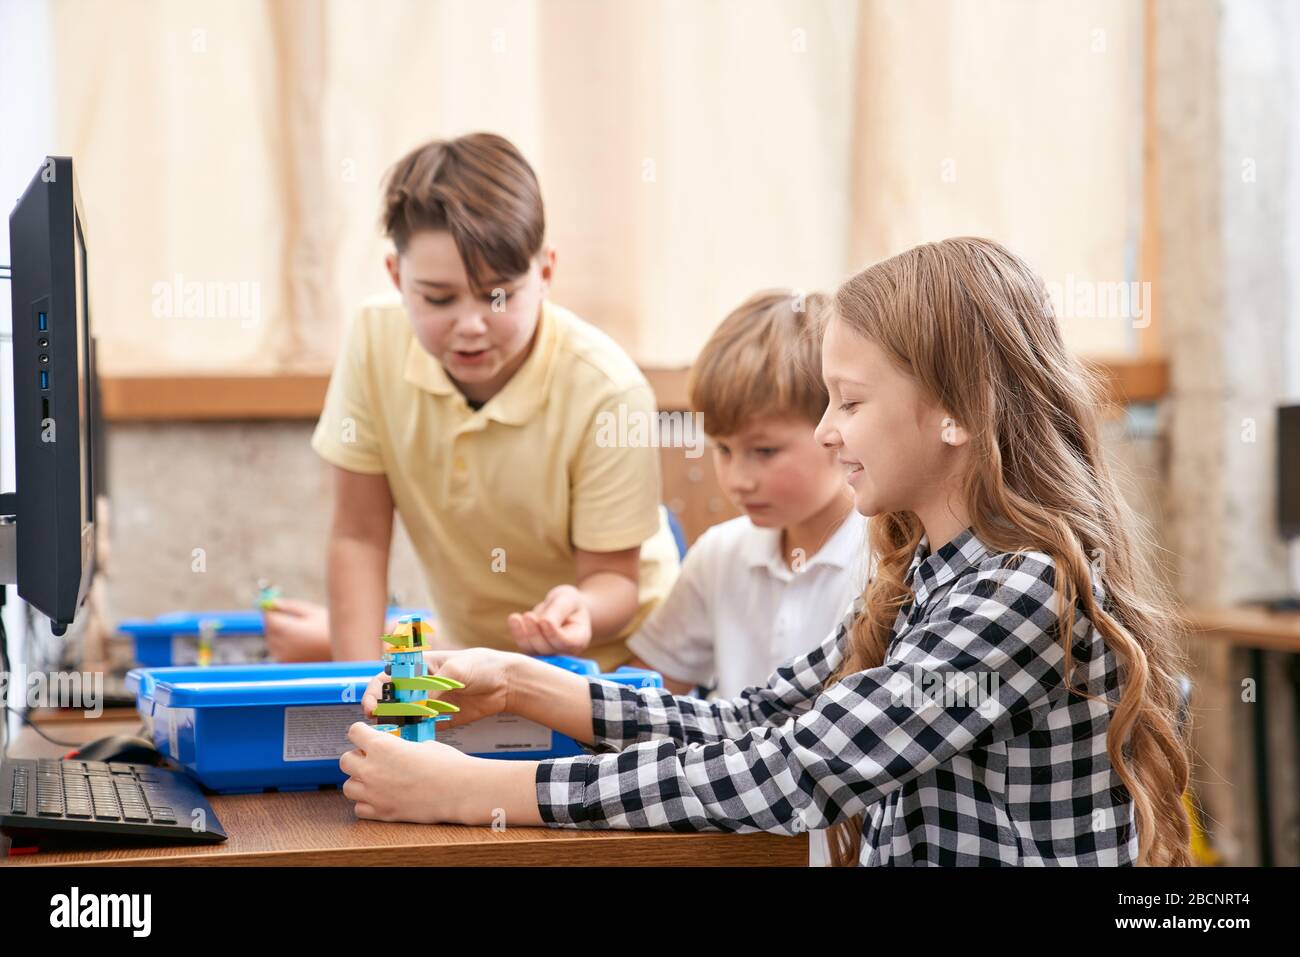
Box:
[1286,1,1300,591]
[1286,0,1300,403]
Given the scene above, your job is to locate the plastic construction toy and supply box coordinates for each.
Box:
[197,618,217,668]
[371,614,464,743]
[256,580,283,611]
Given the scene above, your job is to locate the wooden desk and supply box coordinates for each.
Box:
[1184,606,1300,654]
[1,716,808,867]
[1184,606,1300,867]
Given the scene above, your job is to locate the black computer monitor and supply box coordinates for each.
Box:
[1281,404,1300,540]
[6,156,96,635]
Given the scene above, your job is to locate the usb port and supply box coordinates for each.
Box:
[37,312,47,331]
[39,370,48,390]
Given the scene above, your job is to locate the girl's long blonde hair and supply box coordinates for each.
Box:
[825,238,1190,866]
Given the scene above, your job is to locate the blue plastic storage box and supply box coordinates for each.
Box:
[119,611,267,667]
[124,656,661,794]
[118,607,430,667]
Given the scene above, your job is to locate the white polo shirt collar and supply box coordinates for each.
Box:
[741,507,865,582]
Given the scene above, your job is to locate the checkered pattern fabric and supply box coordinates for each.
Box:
[536,528,1137,865]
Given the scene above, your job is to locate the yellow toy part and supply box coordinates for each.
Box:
[382,616,436,651]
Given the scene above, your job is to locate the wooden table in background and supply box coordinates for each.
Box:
[0,715,807,867]
[1184,606,1300,867]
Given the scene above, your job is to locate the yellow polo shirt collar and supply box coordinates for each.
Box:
[402,301,559,428]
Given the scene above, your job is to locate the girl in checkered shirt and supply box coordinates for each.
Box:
[344,237,1192,866]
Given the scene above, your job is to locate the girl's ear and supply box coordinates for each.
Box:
[939,415,969,447]
[384,252,401,291]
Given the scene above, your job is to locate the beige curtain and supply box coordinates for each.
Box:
[850,0,1144,356]
[47,0,1142,374]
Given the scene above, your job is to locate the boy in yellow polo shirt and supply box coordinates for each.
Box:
[310,132,679,670]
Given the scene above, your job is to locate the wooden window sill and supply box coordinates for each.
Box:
[99,358,1169,422]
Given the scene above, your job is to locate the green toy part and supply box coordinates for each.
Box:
[389,675,466,692]
[372,699,460,718]
[422,698,460,713]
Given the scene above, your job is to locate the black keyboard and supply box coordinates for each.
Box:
[0,758,227,846]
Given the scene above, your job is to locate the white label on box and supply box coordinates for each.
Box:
[283,704,364,762]
[436,714,553,754]
[170,633,268,665]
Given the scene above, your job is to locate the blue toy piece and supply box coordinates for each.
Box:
[371,614,463,742]
[386,649,424,679]
[399,721,440,743]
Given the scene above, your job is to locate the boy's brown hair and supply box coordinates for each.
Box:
[381,132,545,296]
[688,289,831,437]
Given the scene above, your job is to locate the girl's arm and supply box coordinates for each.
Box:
[509,602,858,751]
[534,553,1069,836]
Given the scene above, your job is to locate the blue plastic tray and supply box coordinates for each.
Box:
[117,607,430,667]
[124,655,660,793]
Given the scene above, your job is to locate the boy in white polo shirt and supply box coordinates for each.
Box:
[310,132,679,670]
[624,290,867,701]
[623,289,866,867]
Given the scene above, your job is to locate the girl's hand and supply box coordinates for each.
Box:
[507,585,592,656]
[361,647,519,729]
[340,722,545,826]
[340,723,475,823]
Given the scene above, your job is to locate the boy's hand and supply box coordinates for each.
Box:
[262,598,332,662]
[508,585,592,656]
